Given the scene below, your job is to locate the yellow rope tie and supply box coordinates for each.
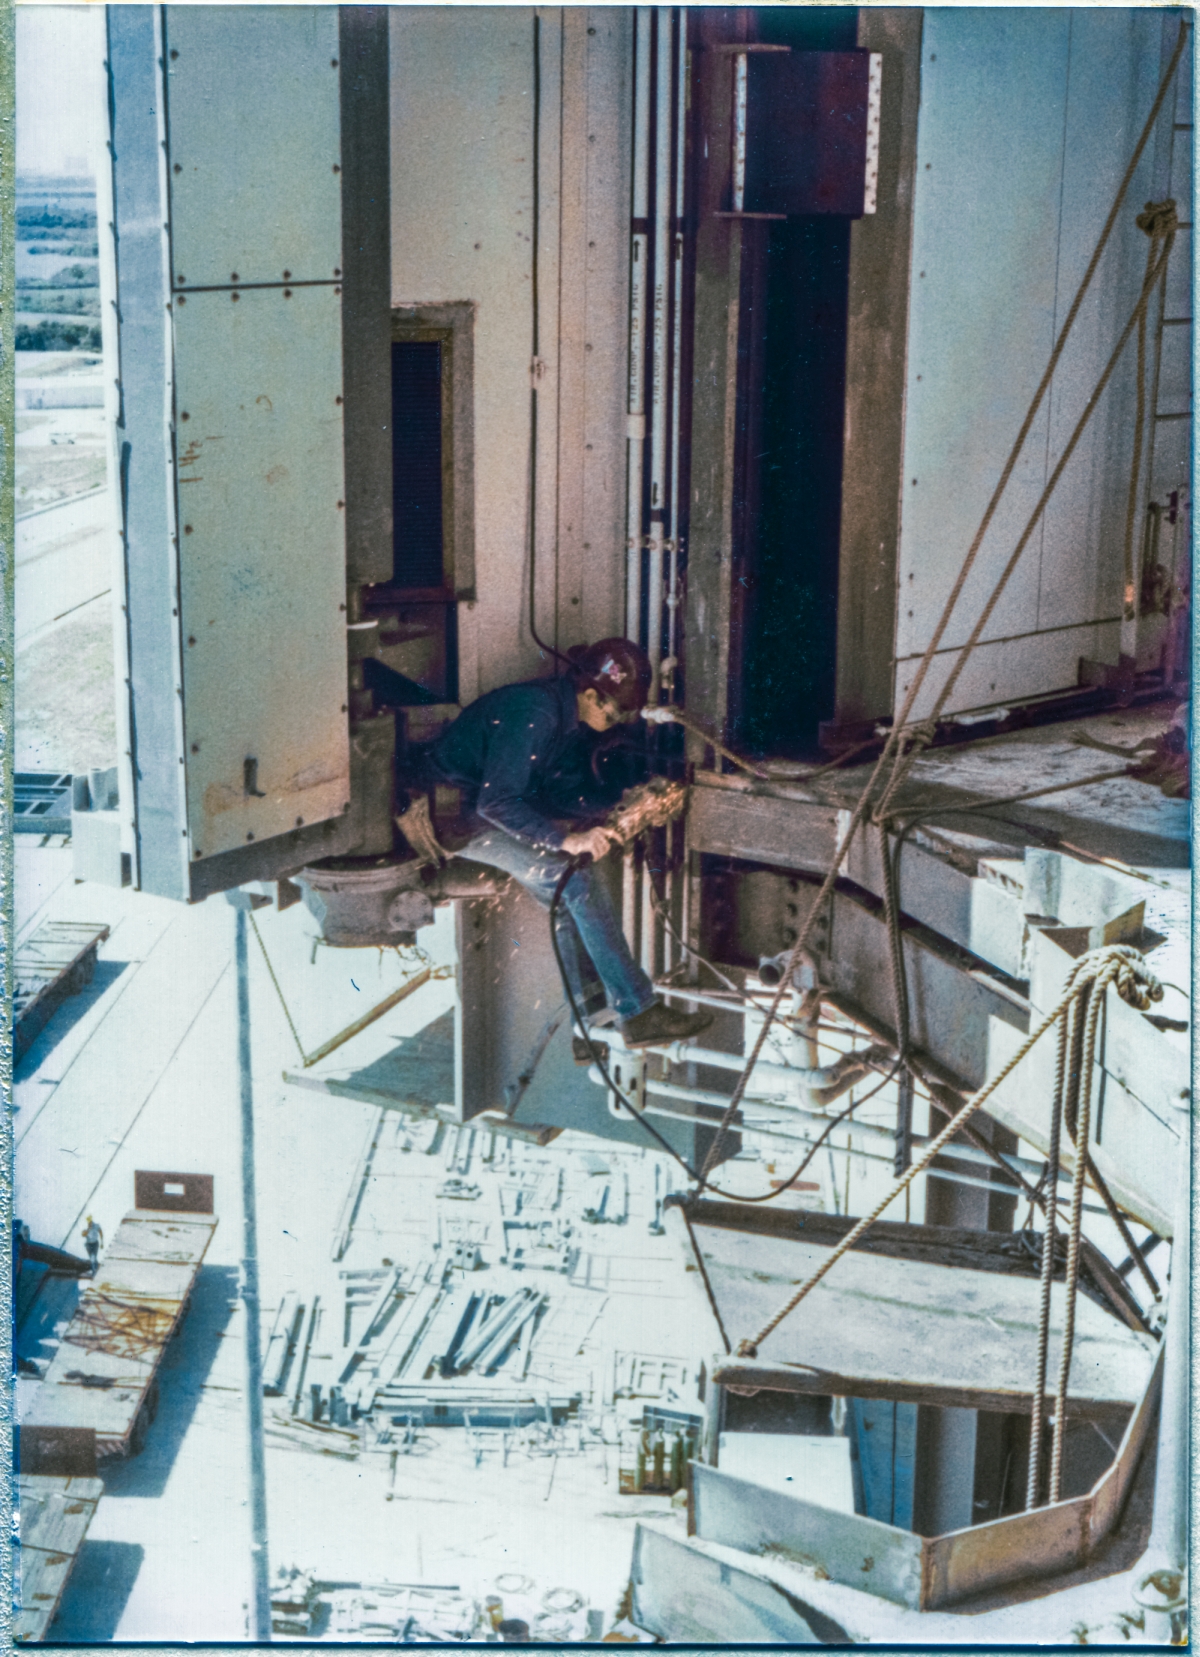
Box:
[735,945,1163,1359]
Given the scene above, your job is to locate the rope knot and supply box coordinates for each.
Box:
[1066,942,1164,1008]
[1136,198,1178,240]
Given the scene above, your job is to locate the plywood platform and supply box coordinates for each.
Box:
[694,1217,1156,1417]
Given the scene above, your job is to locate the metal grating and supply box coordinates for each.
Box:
[14,771,73,834]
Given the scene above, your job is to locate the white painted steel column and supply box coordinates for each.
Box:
[664,11,687,700]
[625,8,652,646]
[732,51,748,212]
[232,901,272,1639]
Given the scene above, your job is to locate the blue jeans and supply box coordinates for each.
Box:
[460,825,657,1023]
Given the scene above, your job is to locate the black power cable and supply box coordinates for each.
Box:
[526,14,574,677]
[547,855,899,1203]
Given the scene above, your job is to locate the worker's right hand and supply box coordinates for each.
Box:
[561,826,616,862]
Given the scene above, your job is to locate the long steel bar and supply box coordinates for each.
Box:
[637,1097,1065,1203]
[638,1073,1053,1183]
[234,905,272,1639]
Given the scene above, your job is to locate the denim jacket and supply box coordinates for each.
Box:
[420,675,587,850]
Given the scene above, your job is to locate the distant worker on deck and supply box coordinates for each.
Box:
[397,639,712,1052]
[82,1215,103,1276]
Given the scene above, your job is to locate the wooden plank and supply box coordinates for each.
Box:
[283,1072,564,1147]
[19,1475,104,1554]
[712,1358,1134,1426]
[683,1198,1147,1330]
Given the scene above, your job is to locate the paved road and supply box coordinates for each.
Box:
[16,487,112,646]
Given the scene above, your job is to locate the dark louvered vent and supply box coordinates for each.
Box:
[392,340,444,588]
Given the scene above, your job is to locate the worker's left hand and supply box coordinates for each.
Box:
[561,826,616,862]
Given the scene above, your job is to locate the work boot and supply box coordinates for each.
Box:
[572,1035,610,1066]
[620,1000,713,1050]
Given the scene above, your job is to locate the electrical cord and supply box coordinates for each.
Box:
[525,12,573,677]
[547,854,896,1203]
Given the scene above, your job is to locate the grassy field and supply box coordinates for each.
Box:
[15,600,118,773]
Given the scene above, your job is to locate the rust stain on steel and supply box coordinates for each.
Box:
[68,1290,184,1362]
[203,756,344,819]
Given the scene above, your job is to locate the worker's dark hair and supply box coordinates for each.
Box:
[565,637,653,714]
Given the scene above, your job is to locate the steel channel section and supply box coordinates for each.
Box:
[106,8,191,898]
[832,8,923,733]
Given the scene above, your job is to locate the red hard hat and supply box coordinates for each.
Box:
[567,637,653,714]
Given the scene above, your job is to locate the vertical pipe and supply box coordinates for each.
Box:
[626,8,652,645]
[622,845,638,958]
[646,7,672,683]
[640,843,656,979]
[665,9,687,698]
[234,905,272,1640]
[732,52,748,213]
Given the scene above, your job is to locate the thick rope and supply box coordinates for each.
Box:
[1025,978,1074,1505]
[1050,969,1111,1502]
[737,946,1162,1359]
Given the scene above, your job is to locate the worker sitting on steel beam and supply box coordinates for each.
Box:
[397,638,711,1051]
